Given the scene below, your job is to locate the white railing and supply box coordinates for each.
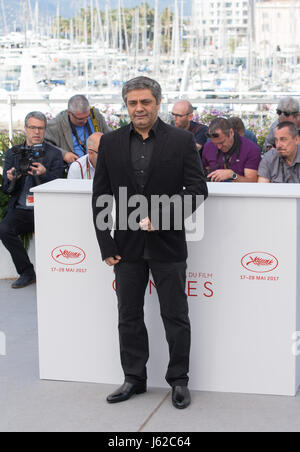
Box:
[1,91,300,139]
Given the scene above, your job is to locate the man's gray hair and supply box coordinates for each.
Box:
[68,95,90,114]
[122,76,162,105]
[208,117,232,137]
[25,111,47,127]
[276,121,299,138]
[278,97,299,114]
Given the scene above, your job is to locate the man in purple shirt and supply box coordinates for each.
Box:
[202,117,261,182]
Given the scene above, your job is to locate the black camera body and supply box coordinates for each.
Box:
[7,144,45,194]
[12,144,45,176]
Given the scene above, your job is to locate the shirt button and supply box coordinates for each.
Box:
[141,155,145,159]
[140,170,144,174]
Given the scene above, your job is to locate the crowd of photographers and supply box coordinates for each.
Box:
[1,93,300,289]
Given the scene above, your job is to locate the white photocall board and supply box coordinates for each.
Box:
[32,180,300,396]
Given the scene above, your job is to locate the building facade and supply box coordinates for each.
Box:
[255,0,300,52]
[192,0,253,49]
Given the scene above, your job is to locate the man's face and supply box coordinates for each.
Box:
[172,104,193,129]
[88,147,98,168]
[87,134,102,168]
[209,128,235,153]
[126,89,161,131]
[25,118,46,146]
[68,110,90,127]
[275,126,299,159]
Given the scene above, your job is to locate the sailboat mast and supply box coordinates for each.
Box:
[24,0,28,47]
[153,0,160,77]
[121,0,129,53]
[142,2,147,55]
[118,0,122,52]
[105,0,110,47]
[1,0,7,33]
[95,0,105,46]
[90,0,94,48]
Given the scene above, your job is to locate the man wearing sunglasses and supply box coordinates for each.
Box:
[68,133,103,180]
[263,97,300,153]
[46,95,110,164]
[171,100,208,154]
[202,117,261,182]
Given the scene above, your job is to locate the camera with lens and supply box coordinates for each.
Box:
[7,144,45,194]
[12,144,45,175]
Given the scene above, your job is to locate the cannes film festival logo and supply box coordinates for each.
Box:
[95,188,205,242]
[0,331,6,356]
[241,252,279,274]
[51,245,86,266]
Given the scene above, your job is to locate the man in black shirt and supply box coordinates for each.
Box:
[92,77,208,409]
[0,112,64,289]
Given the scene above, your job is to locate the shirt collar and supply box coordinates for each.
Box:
[281,145,300,167]
[130,118,160,137]
[295,145,300,164]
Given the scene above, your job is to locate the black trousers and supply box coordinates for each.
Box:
[114,259,191,387]
[0,208,34,275]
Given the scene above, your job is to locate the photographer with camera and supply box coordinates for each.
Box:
[0,112,64,289]
[45,95,110,164]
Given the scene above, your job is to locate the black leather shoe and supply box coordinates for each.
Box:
[11,272,36,289]
[107,382,147,404]
[172,386,191,409]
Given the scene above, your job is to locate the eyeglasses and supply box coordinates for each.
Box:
[171,113,190,118]
[277,109,298,117]
[70,112,90,121]
[88,148,98,154]
[206,132,221,139]
[26,126,46,131]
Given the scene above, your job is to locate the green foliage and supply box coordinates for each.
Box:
[0,131,25,168]
[0,174,9,222]
[0,131,32,250]
[99,105,129,130]
[194,108,233,127]
[0,131,26,221]
[241,114,273,154]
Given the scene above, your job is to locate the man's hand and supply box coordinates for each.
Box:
[105,255,122,267]
[64,152,79,164]
[6,167,19,181]
[139,217,155,232]
[28,162,46,177]
[208,169,234,182]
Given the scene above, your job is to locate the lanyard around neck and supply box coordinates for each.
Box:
[69,116,92,154]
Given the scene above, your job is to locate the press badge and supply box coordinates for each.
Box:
[26,193,34,207]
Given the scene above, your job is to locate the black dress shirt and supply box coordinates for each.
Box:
[130,120,159,192]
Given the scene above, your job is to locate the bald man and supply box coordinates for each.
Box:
[172,100,208,153]
[67,132,103,180]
